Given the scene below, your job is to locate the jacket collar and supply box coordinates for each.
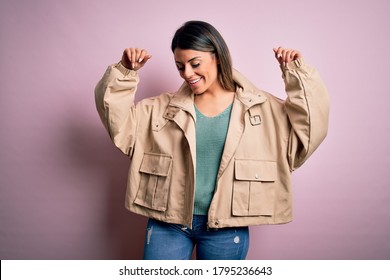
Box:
[167,82,195,117]
[167,69,268,114]
[232,69,268,108]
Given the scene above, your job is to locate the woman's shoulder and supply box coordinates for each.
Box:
[136,91,174,107]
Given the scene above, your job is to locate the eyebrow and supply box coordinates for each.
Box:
[175,56,202,64]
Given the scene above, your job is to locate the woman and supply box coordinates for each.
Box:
[95,21,329,260]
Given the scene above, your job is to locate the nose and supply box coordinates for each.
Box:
[182,66,194,79]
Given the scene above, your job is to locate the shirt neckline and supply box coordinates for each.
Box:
[194,103,233,119]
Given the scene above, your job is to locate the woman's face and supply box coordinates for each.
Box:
[174,48,221,95]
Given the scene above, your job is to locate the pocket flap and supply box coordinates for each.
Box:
[139,153,172,176]
[235,159,276,182]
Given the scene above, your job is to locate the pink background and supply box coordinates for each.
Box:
[1,0,389,259]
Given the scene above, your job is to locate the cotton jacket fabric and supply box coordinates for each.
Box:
[95,58,329,229]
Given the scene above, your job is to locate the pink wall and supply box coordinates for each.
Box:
[1,0,389,259]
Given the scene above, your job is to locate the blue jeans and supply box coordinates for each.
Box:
[143,215,249,260]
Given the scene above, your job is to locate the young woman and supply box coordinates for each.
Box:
[95,21,329,260]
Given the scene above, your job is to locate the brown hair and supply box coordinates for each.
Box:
[171,21,235,92]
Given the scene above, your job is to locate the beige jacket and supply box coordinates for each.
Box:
[95,58,329,229]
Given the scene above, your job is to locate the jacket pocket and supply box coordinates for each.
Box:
[134,153,173,212]
[232,159,277,216]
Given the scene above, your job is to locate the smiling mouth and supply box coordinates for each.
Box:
[188,78,202,86]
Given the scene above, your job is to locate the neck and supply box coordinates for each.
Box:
[194,89,235,117]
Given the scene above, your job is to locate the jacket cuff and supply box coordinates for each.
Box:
[114,61,138,77]
[280,57,305,71]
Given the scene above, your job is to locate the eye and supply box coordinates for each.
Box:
[176,65,184,71]
[192,63,200,69]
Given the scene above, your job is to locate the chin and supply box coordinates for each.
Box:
[192,88,205,95]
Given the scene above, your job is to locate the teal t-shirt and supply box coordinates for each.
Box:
[194,103,233,215]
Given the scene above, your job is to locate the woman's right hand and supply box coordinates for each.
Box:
[121,48,152,71]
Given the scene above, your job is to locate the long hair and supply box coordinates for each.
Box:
[171,21,235,92]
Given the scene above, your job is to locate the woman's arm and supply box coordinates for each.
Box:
[94,48,152,155]
[274,47,329,170]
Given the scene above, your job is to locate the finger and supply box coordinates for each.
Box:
[293,50,302,60]
[285,49,294,64]
[274,46,282,58]
[290,50,299,62]
[122,48,132,69]
[287,50,302,63]
[136,49,152,70]
[284,49,297,65]
[281,48,290,65]
[273,46,283,64]
[134,48,142,68]
[140,54,152,65]
[130,49,138,69]
[135,48,142,60]
[124,48,131,58]
[138,49,147,63]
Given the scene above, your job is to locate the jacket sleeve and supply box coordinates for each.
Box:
[95,62,139,156]
[282,58,329,171]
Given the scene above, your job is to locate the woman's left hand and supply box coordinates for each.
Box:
[273,47,302,66]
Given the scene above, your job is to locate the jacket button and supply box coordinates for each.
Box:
[215,221,219,226]
[255,174,259,179]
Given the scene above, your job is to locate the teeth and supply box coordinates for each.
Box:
[189,78,201,84]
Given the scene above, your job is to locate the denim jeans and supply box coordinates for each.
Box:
[143,215,249,260]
